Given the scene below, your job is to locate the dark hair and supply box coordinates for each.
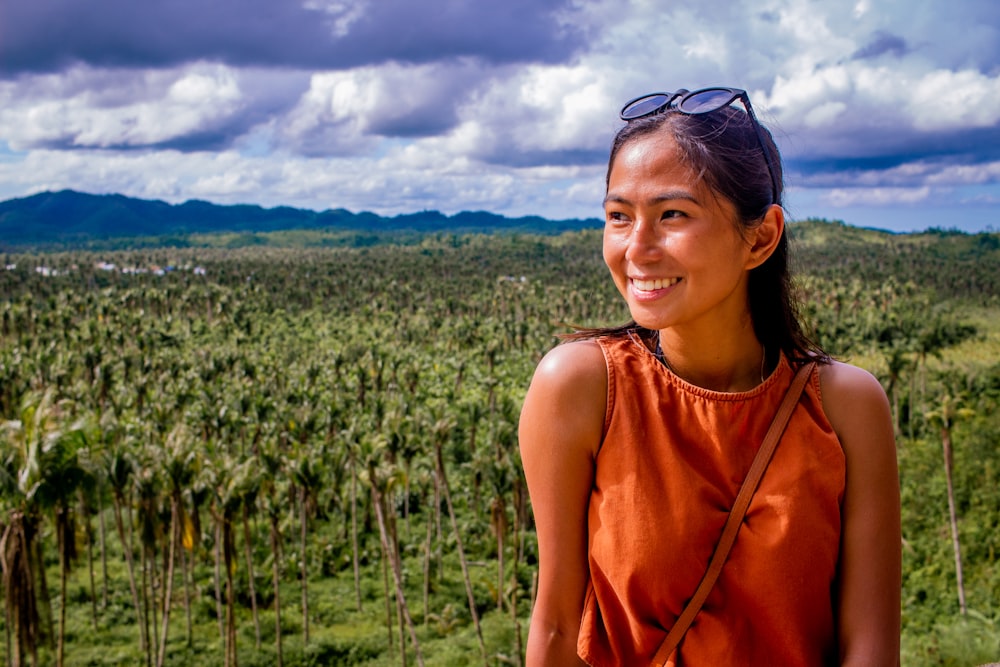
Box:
[570,106,828,365]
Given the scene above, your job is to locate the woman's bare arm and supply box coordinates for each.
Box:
[821,361,902,666]
[519,340,607,667]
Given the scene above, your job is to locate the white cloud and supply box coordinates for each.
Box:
[275,59,490,156]
[959,193,1000,205]
[823,186,931,207]
[802,101,848,128]
[188,157,270,199]
[682,31,729,69]
[276,72,372,155]
[302,0,366,38]
[907,69,1000,131]
[0,63,250,149]
[773,0,857,59]
[458,63,615,157]
[924,161,1000,186]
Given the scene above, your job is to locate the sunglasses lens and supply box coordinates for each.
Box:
[621,93,672,120]
[678,88,738,114]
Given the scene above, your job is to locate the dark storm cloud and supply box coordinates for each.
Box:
[787,123,1000,189]
[0,0,585,77]
[851,31,909,60]
[794,123,1000,168]
[359,61,488,139]
[26,126,243,152]
[482,147,609,169]
[365,108,459,139]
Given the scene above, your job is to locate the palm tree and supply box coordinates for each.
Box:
[1,389,89,667]
[407,460,436,626]
[1,390,63,665]
[0,506,40,667]
[74,427,109,626]
[429,415,488,666]
[231,456,263,649]
[180,466,212,649]
[211,455,248,667]
[133,456,162,666]
[258,442,287,667]
[43,420,92,667]
[354,430,397,657]
[365,450,425,667]
[925,384,975,616]
[342,420,365,613]
[290,448,323,646]
[879,343,913,439]
[913,316,977,415]
[105,444,149,666]
[156,424,198,667]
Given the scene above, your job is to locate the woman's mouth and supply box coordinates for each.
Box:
[631,277,680,292]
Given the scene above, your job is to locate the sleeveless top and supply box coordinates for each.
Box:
[577,333,845,666]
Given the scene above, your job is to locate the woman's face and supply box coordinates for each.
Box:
[602,129,757,336]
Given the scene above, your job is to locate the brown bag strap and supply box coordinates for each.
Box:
[650,361,817,666]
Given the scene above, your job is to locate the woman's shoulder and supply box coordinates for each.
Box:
[520,339,608,461]
[817,360,894,457]
[531,339,608,396]
[817,359,887,409]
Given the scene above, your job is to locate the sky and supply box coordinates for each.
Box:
[0,0,998,233]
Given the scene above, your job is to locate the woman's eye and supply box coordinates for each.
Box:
[661,209,685,220]
[606,211,631,224]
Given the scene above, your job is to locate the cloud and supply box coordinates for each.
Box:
[275,59,490,158]
[904,69,1000,131]
[447,63,618,167]
[851,31,909,60]
[925,162,1000,187]
[0,0,587,76]
[822,186,931,207]
[763,62,1000,169]
[0,63,309,151]
[791,155,1000,187]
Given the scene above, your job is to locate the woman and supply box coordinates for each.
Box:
[519,88,901,666]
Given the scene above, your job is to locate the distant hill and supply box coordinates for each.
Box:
[0,190,603,249]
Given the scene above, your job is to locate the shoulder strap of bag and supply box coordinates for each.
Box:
[650,361,817,666]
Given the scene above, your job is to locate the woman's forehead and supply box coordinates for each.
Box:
[608,133,697,190]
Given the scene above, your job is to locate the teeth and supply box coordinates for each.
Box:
[633,277,680,291]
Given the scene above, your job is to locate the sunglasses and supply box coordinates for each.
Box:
[619,87,780,205]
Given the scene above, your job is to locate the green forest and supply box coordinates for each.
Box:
[1,219,998,666]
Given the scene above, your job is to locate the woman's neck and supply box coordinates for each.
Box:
[655,325,768,392]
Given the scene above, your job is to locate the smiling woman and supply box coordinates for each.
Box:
[519,87,902,666]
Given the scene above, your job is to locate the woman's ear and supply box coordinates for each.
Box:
[746,205,784,270]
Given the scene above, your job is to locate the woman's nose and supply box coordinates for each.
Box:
[625,217,662,263]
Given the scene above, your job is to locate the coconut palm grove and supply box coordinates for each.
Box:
[1,220,999,666]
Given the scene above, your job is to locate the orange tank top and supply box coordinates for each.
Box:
[578,333,845,666]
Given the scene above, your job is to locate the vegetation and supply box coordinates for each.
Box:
[0,220,998,666]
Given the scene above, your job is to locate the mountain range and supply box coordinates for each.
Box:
[0,190,602,248]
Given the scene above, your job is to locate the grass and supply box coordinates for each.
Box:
[12,515,531,667]
[902,614,1000,667]
[20,524,997,666]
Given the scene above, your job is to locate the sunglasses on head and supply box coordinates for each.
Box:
[619,87,780,205]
